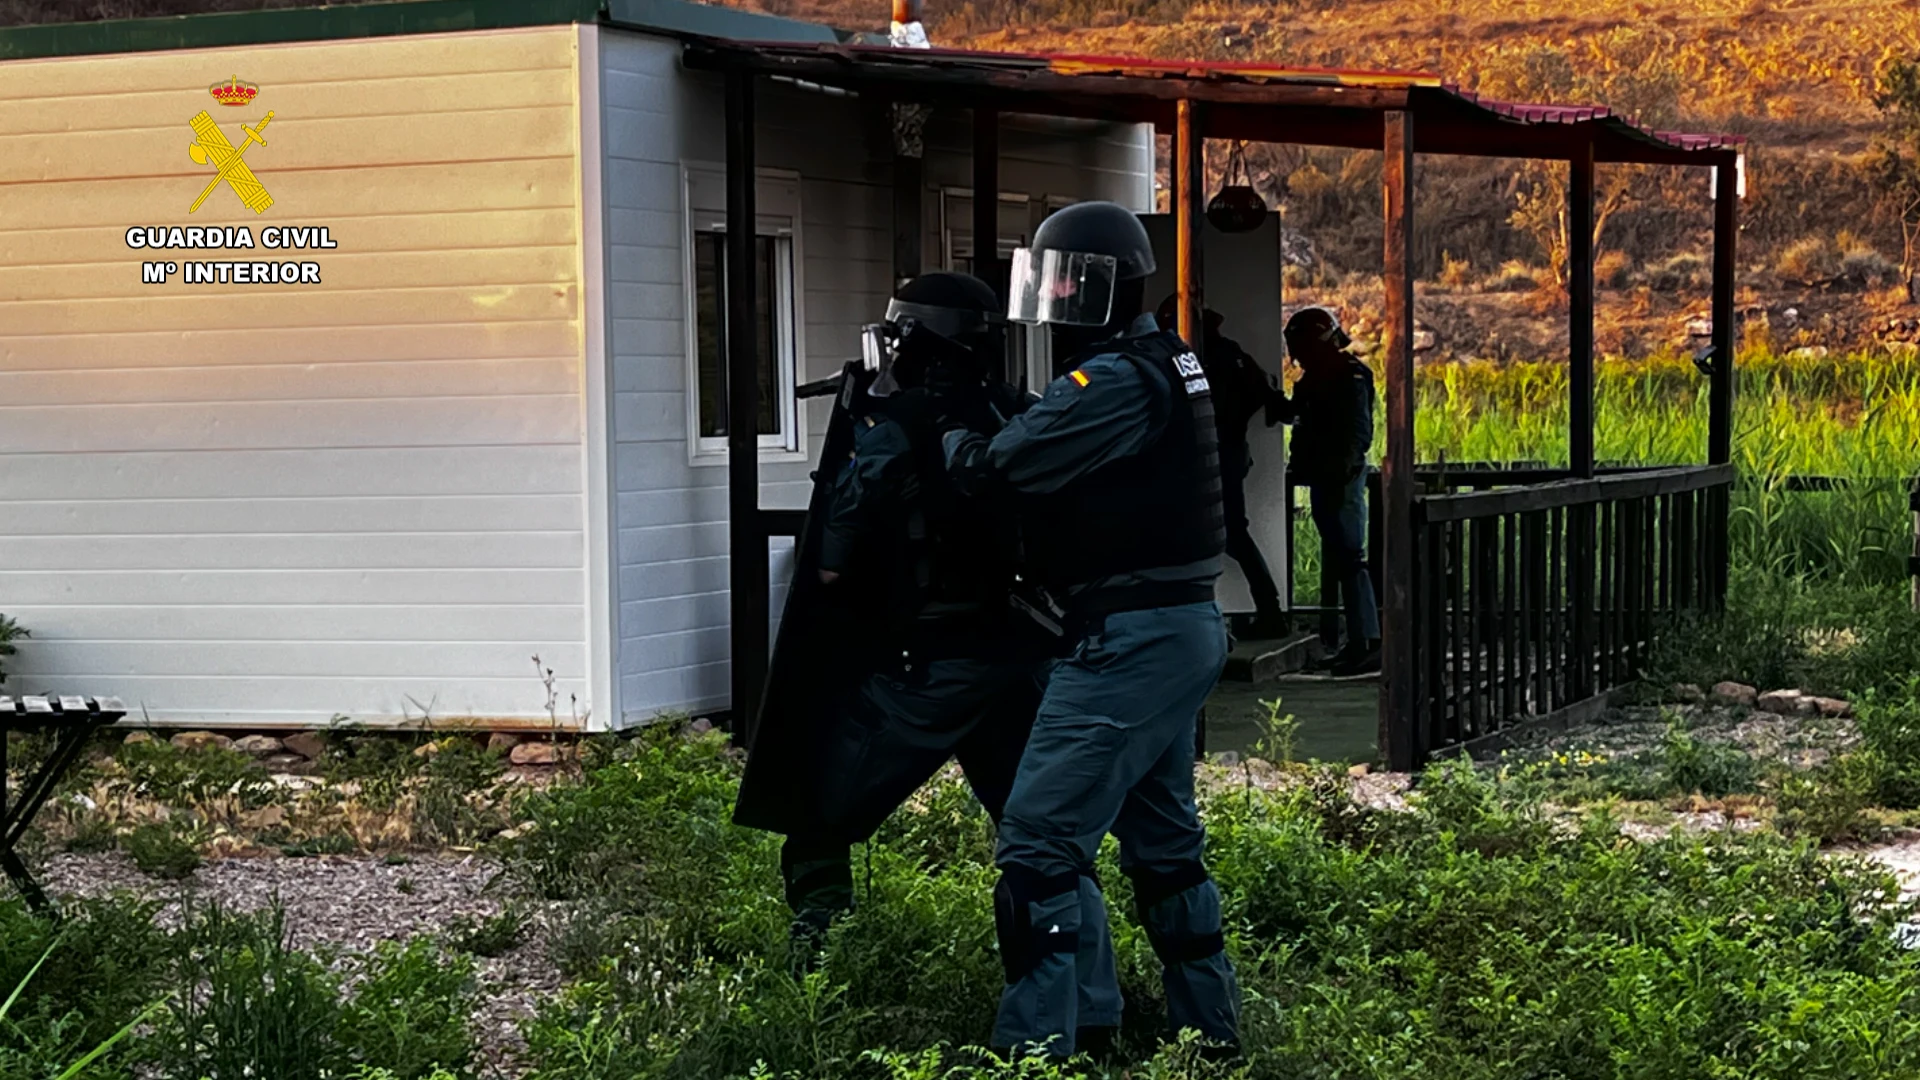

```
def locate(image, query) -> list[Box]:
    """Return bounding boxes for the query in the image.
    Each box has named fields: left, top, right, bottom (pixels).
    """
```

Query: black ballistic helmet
left=1030, top=201, right=1157, bottom=281
left=862, top=271, right=1003, bottom=390
left=1010, top=201, right=1157, bottom=330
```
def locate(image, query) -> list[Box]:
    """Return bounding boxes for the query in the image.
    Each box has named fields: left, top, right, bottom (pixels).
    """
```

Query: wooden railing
left=1403, top=464, right=1735, bottom=762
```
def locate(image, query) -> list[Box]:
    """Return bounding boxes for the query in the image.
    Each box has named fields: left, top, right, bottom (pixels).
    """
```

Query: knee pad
left=993, top=865, right=1082, bottom=983
left=1125, top=862, right=1226, bottom=966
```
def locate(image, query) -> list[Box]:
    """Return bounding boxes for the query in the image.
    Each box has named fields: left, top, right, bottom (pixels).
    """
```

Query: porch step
left=1222, top=631, right=1325, bottom=683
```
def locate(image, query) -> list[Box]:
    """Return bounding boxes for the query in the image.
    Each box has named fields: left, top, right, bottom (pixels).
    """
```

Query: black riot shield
left=732, top=361, right=874, bottom=835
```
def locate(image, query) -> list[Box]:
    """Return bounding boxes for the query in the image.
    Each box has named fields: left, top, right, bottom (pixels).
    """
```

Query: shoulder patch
left=1069, top=369, right=1090, bottom=387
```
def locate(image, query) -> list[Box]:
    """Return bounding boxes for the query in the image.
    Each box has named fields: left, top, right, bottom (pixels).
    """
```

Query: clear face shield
left=1006, top=248, right=1120, bottom=327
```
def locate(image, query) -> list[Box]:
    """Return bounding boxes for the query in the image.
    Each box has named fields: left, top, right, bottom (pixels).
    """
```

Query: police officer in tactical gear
left=1271, top=306, right=1381, bottom=675
left=769, top=271, right=1049, bottom=963
left=944, top=202, right=1241, bottom=1060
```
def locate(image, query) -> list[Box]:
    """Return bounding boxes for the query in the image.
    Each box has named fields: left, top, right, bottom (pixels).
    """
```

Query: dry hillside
left=723, top=0, right=1920, bottom=359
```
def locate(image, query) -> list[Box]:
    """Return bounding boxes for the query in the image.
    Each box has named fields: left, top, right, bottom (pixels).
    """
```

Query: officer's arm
left=818, top=417, right=915, bottom=577
left=1348, top=374, right=1376, bottom=469
left=943, top=356, right=1161, bottom=496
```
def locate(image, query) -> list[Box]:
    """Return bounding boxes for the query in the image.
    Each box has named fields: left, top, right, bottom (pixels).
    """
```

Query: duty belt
left=1064, top=581, right=1216, bottom=640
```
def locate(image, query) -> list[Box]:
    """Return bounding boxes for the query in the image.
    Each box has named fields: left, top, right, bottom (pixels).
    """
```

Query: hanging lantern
left=1206, top=141, right=1267, bottom=233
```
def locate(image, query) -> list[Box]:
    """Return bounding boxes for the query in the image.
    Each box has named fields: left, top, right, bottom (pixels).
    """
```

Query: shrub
left=1437, top=250, right=1474, bottom=290
left=1776, top=236, right=1841, bottom=283
left=125, top=820, right=201, bottom=880
left=1842, top=245, right=1897, bottom=287
left=1594, top=248, right=1635, bottom=288
left=336, top=938, right=479, bottom=1080
left=0, top=896, right=172, bottom=1072
left=1483, top=260, right=1539, bottom=293
left=116, top=737, right=276, bottom=808
left=161, top=903, right=345, bottom=1080
left=0, top=614, right=24, bottom=687
left=1855, top=679, right=1920, bottom=807
left=1646, top=251, right=1709, bottom=291
left=445, top=906, right=524, bottom=959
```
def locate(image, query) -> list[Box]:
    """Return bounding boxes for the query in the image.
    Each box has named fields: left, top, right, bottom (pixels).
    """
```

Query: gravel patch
left=44, top=851, right=560, bottom=1072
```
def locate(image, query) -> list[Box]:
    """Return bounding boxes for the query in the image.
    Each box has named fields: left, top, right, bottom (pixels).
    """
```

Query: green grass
left=1289, top=346, right=1920, bottom=601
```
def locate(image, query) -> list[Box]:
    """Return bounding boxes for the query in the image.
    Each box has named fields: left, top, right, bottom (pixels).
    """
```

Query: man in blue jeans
left=944, top=201, right=1239, bottom=1061
left=1272, top=307, right=1381, bottom=676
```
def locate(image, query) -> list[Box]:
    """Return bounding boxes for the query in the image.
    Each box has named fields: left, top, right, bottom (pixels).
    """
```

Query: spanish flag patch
left=1068, top=369, right=1090, bottom=387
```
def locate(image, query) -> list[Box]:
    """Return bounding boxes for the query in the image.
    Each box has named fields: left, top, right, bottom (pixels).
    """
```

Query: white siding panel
left=599, top=30, right=1152, bottom=725
left=0, top=27, right=592, bottom=727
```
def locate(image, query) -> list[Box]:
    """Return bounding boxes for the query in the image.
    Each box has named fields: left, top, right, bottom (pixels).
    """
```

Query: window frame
left=682, top=163, right=807, bottom=466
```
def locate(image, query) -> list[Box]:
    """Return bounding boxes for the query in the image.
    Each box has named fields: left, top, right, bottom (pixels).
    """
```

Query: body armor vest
left=1022, top=330, right=1228, bottom=591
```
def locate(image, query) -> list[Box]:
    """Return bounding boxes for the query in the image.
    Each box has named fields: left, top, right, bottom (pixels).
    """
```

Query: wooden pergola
left=684, top=40, right=1746, bottom=770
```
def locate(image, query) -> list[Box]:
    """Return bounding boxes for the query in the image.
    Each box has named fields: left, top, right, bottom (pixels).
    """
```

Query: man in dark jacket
left=1271, top=307, right=1380, bottom=675
left=1154, top=296, right=1287, bottom=638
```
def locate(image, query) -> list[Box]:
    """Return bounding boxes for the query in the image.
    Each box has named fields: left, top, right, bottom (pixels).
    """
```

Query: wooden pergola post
left=1707, top=155, right=1739, bottom=610
left=1379, top=110, right=1417, bottom=771
left=725, top=68, right=769, bottom=745
left=1176, top=97, right=1208, bottom=757
left=1569, top=141, right=1596, bottom=480
left=972, top=108, right=1000, bottom=300
left=1175, top=99, right=1206, bottom=359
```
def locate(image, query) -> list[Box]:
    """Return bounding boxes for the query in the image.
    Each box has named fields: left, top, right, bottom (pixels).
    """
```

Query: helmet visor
left=883, top=299, right=994, bottom=340
left=1006, top=247, right=1118, bottom=327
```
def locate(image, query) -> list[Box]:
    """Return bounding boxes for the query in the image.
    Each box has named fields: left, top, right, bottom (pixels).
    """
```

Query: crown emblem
left=209, top=75, right=258, bottom=107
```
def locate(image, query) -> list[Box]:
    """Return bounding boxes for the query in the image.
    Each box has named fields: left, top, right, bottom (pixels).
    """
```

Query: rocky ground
left=45, top=850, right=558, bottom=1069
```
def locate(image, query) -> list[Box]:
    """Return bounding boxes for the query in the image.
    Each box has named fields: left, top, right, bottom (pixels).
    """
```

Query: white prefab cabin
left=0, top=0, right=1155, bottom=730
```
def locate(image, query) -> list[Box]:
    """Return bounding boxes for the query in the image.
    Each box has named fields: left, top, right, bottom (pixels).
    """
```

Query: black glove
left=882, top=387, right=945, bottom=435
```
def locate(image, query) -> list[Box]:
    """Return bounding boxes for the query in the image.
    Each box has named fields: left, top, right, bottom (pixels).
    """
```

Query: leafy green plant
left=115, top=737, right=276, bottom=809
left=336, top=938, right=478, bottom=1080
left=124, top=820, right=201, bottom=880
left=0, top=937, right=162, bottom=1080
left=445, top=906, right=524, bottom=959
left=0, top=614, right=24, bottom=688
left=160, top=902, right=343, bottom=1080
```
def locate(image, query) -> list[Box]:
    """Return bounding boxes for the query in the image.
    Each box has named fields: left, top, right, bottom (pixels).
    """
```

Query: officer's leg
left=1113, top=731, right=1240, bottom=1048
left=1341, top=473, right=1382, bottom=643
left=991, top=604, right=1230, bottom=1056
left=1309, top=482, right=1345, bottom=652
left=781, top=832, right=853, bottom=964
left=1223, top=477, right=1283, bottom=632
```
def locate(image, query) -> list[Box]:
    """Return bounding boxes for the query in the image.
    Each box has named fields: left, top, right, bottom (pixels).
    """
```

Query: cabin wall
left=599, top=29, right=1154, bottom=723
left=0, top=26, right=594, bottom=727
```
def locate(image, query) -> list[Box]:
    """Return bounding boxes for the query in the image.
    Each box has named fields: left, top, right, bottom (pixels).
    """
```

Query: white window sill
left=689, top=446, right=811, bottom=468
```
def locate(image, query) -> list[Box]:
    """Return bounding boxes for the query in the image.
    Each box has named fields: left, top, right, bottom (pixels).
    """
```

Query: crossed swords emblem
left=187, top=109, right=275, bottom=214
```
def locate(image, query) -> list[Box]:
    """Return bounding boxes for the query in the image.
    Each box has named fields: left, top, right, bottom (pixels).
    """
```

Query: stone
left=1210, top=750, right=1242, bottom=767
left=262, top=754, right=307, bottom=772
left=510, top=741, right=573, bottom=766
left=486, top=732, right=523, bottom=754
left=1348, top=763, right=1371, bottom=777
left=282, top=732, right=327, bottom=760
left=1671, top=683, right=1707, bottom=705
left=231, top=734, right=284, bottom=757
left=413, top=740, right=443, bottom=759
left=1788, top=345, right=1828, bottom=360
left=1710, top=682, right=1758, bottom=708
left=170, top=730, right=232, bottom=752
left=1412, top=328, right=1438, bottom=352
left=683, top=718, right=714, bottom=737
left=1809, top=696, right=1853, bottom=718
left=1756, top=689, right=1803, bottom=713
left=122, top=731, right=154, bottom=746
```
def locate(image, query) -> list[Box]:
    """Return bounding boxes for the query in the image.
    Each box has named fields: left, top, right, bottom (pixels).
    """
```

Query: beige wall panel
left=0, top=69, right=574, bottom=136
left=2, top=158, right=576, bottom=228
left=0, top=30, right=574, bottom=99
left=0, top=321, right=579, bottom=370
left=0, top=26, right=595, bottom=727
left=3, top=209, right=579, bottom=266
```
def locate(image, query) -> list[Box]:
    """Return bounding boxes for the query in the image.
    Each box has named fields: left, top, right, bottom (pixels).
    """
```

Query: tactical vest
left=870, top=388, right=1022, bottom=641
left=1022, top=330, right=1228, bottom=591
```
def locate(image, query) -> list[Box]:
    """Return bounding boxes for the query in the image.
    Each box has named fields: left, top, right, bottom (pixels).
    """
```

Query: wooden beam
left=972, top=107, right=1000, bottom=298
left=725, top=68, right=770, bottom=746
left=1708, top=156, right=1739, bottom=610
left=1569, top=141, right=1596, bottom=479
left=1175, top=99, right=1205, bottom=356
left=1379, top=109, right=1417, bottom=773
